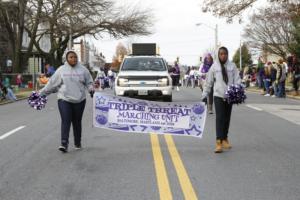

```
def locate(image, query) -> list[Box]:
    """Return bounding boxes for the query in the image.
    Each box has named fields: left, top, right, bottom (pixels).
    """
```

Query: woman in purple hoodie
left=171, top=62, right=181, bottom=91
left=199, top=53, right=214, bottom=114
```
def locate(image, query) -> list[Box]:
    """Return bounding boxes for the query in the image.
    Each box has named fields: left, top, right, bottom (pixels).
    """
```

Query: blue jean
left=293, top=76, right=300, bottom=91
left=264, top=79, right=271, bottom=94
left=257, top=75, right=264, bottom=88
left=6, top=88, right=17, bottom=101
left=58, top=99, right=86, bottom=146
left=275, top=81, right=285, bottom=97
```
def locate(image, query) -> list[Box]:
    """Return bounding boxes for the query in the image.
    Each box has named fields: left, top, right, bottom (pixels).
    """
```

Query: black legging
left=293, top=76, right=300, bottom=91
left=172, top=75, right=180, bottom=86
left=58, top=99, right=86, bottom=146
left=208, top=87, right=213, bottom=106
left=214, top=97, right=232, bottom=140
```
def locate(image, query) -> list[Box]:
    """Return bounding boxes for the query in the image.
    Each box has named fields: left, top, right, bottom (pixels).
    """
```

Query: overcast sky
left=92, top=0, right=248, bottom=66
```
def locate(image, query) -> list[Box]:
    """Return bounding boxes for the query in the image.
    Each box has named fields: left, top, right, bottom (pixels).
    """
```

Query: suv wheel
left=163, top=95, right=172, bottom=102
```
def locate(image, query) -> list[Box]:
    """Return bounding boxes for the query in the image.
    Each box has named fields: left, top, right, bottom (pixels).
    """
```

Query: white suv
left=114, top=56, right=173, bottom=102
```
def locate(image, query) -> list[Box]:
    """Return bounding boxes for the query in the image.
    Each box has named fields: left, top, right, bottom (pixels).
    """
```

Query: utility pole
left=67, top=3, right=73, bottom=50
left=195, top=23, right=218, bottom=59
left=239, top=39, right=242, bottom=71
left=215, top=24, right=218, bottom=58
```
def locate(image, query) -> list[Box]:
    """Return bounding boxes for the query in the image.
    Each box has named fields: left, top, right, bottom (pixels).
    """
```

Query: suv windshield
left=121, top=57, right=166, bottom=71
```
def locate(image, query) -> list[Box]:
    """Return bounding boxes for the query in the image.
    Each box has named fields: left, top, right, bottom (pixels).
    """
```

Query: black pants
left=172, top=75, right=180, bottom=86
left=214, top=97, right=232, bottom=140
left=293, top=76, right=300, bottom=91
left=208, top=87, right=214, bottom=106
left=58, top=99, right=86, bottom=146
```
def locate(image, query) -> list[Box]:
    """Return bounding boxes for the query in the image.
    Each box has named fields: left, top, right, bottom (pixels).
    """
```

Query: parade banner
left=93, top=92, right=207, bottom=138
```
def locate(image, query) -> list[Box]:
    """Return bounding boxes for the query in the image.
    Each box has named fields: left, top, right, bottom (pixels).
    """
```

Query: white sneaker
left=271, top=95, right=276, bottom=98
left=264, top=94, right=270, bottom=97
left=176, top=86, right=180, bottom=91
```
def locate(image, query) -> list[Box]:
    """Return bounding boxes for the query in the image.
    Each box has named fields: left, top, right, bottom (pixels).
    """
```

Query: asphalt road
left=0, top=87, right=299, bottom=200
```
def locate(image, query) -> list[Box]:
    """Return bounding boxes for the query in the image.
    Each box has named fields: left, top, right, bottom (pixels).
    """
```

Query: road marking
left=150, top=134, right=172, bottom=200
left=246, top=104, right=263, bottom=111
left=164, top=134, right=198, bottom=200
left=0, top=126, right=26, bottom=140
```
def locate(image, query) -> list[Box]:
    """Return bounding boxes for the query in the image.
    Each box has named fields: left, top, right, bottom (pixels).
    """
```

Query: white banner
left=93, top=93, right=207, bottom=138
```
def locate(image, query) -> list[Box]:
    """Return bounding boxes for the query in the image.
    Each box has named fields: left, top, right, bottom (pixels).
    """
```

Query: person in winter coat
left=291, top=56, right=300, bottom=96
left=263, top=63, right=272, bottom=96
left=201, top=47, right=241, bottom=153
left=171, top=62, right=181, bottom=91
left=184, top=66, right=191, bottom=87
left=274, top=59, right=286, bottom=98
left=199, top=53, right=214, bottom=114
left=40, top=51, right=94, bottom=153
left=16, top=74, right=23, bottom=88
left=107, top=68, right=116, bottom=89
left=189, top=67, right=196, bottom=88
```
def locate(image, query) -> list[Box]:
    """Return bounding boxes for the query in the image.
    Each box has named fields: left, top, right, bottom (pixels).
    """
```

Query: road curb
left=246, top=88, right=300, bottom=101
left=0, top=92, right=32, bottom=105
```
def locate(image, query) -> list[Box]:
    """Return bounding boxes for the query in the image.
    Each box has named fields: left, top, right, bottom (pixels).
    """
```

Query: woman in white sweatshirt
left=202, top=47, right=241, bottom=153
left=40, top=51, right=94, bottom=153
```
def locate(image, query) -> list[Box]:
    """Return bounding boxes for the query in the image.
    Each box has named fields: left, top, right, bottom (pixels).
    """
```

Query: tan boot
left=222, top=139, right=232, bottom=149
left=214, top=140, right=223, bottom=153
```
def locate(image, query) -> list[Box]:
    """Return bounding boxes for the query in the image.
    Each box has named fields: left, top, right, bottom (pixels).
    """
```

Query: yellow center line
left=150, top=134, right=173, bottom=200
left=164, top=134, right=198, bottom=200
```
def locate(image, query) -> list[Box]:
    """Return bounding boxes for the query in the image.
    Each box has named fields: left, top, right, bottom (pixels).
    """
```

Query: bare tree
left=288, top=3, right=300, bottom=55
left=25, top=0, right=153, bottom=66
left=201, top=0, right=298, bottom=22
left=243, top=6, right=295, bottom=58
left=0, top=0, right=28, bottom=72
left=115, top=42, right=128, bottom=58
left=112, top=42, right=128, bottom=70
left=0, top=0, right=153, bottom=70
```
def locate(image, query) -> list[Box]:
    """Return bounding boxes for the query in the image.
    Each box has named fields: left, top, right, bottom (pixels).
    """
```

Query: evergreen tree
left=233, top=44, right=253, bottom=69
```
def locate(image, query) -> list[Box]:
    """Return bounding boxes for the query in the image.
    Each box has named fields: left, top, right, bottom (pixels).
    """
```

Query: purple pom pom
left=96, top=115, right=108, bottom=125
left=28, top=92, right=47, bottom=110
left=193, top=104, right=205, bottom=114
left=225, top=84, right=247, bottom=105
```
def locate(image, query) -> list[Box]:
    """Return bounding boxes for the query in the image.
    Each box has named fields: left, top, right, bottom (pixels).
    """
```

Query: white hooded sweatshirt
left=40, top=61, right=94, bottom=103
left=202, top=60, right=241, bottom=99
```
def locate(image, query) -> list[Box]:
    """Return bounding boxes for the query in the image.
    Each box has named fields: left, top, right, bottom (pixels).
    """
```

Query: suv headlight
left=158, top=77, right=169, bottom=86
left=117, top=78, right=129, bottom=86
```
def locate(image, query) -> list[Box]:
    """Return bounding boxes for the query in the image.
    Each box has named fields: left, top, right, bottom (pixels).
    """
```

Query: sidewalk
left=0, top=88, right=33, bottom=105
left=246, top=87, right=300, bottom=101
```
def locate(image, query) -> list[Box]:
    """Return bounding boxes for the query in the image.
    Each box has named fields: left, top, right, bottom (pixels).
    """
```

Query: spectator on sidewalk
left=257, top=58, right=265, bottom=89
left=263, top=62, right=272, bottom=97
left=0, top=86, right=17, bottom=101
left=16, top=74, right=23, bottom=88
left=0, top=72, right=3, bottom=88
left=291, top=55, right=300, bottom=96
left=274, top=59, right=286, bottom=98
left=242, top=65, right=251, bottom=88
left=270, top=62, right=277, bottom=96
left=45, top=63, right=56, bottom=77
left=3, top=76, right=10, bottom=88
left=39, top=74, right=49, bottom=85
